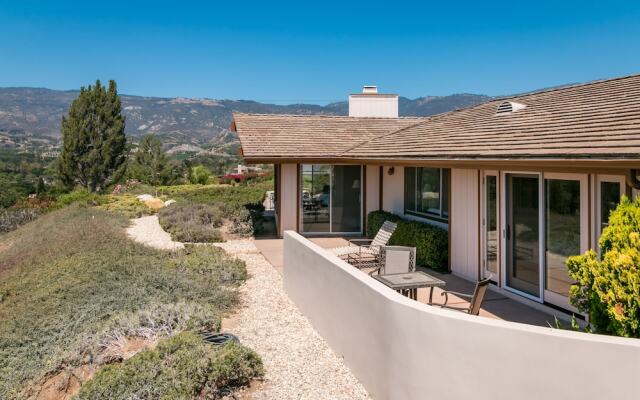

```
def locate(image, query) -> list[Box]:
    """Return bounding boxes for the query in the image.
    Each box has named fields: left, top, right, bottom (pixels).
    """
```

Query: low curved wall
left=283, top=231, right=640, bottom=400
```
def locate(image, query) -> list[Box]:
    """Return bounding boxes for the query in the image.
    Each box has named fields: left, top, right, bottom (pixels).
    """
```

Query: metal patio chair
left=439, top=279, right=491, bottom=316
left=330, top=221, right=397, bottom=268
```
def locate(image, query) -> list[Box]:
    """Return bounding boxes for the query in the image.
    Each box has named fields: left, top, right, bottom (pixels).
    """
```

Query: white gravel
left=127, top=217, right=369, bottom=399
left=215, top=240, right=370, bottom=400
left=126, top=216, right=184, bottom=251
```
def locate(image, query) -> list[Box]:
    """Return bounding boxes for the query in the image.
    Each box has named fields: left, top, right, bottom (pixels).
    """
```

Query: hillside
left=0, top=87, right=491, bottom=154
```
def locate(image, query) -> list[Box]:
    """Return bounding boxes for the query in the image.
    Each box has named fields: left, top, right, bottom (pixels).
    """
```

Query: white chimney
left=348, top=85, right=398, bottom=118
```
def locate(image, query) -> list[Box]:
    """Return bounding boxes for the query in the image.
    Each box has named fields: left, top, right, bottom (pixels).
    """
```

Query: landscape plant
left=0, top=205, right=256, bottom=397
left=57, top=80, right=127, bottom=192
left=567, top=196, right=640, bottom=337
left=190, top=165, right=210, bottom=185
left=367, top=210, right=449, bottom=271
left=129, top=134, right=181, bottom=186
left=158, top=203, right=225, bottom=242
left=76, top=333, right=263, bottom=399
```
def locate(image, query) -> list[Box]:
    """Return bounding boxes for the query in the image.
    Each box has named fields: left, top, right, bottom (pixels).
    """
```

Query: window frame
left=404, top=167, right=450, bottom=222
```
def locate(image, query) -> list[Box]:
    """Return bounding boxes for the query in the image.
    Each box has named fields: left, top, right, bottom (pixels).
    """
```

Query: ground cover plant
left=159, top=203, right=225, bottom=242
left=0, top=205, right=260, bottom=398
left=157, top=181, right=272, bottom=239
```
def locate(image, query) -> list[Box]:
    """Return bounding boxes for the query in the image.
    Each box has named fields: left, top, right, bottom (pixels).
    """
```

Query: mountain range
left=0, top=87, right=491, bottom=155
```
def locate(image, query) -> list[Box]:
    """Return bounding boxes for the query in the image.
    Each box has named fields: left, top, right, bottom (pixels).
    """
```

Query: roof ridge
left=232, top=112, right=428, bottom=120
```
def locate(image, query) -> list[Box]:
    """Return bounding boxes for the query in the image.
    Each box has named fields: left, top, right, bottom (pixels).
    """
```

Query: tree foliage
left=129, top=134, right=180, bottom=186
left=190, top=165, right=210, bottom=185
left=58, top=80, right=127, bottom=192
left=567, top=196, right=640, bottom=337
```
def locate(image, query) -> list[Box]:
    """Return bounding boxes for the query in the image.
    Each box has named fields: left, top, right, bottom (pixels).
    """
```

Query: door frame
left=481, top=170, right=500, bottom=282
left=299, top=164, right=364, bottom=235
left=541, top=172, right=588, bottom=312
left=501, top=171, right=544, bottom=302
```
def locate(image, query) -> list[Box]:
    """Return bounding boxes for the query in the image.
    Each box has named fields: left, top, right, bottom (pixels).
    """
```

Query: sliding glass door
left=505, top=173, right=541, bottom=299
left=301, top=165, right=362, bottom=234
left=482, top=172, right=499, bottom=280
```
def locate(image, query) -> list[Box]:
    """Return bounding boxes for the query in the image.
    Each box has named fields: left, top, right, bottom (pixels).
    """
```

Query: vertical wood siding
left=450, top=168, right=480, bottom=281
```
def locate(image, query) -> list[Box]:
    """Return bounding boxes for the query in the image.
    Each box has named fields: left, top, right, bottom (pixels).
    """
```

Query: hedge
left=367, top=210, right=448, bottom=272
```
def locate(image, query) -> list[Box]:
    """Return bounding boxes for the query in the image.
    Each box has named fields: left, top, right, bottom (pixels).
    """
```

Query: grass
left=0, top=205, right=259, bottom=398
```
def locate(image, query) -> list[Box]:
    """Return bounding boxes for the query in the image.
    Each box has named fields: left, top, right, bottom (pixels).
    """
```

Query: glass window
left=600, top=181, right=621, bottom=233
left=545, top=179, right=581, bottom=297
left=404, top=167, right=450, bottom=221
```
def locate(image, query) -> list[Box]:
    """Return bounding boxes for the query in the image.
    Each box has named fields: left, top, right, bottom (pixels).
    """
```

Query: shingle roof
left=232, top=73, right=640, bottom=162
left=346, top=74, right=640, bottom=160
left=231, top=114, right=427, bottom=159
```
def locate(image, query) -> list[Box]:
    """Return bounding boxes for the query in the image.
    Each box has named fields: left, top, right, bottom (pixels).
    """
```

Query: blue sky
left=1, top=0, right=639, bottom=104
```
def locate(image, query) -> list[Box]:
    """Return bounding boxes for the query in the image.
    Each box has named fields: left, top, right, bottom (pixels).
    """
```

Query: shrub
left=56, top=189, right=108, bottom=207
left=567, top=196, right=640, bottom=337
left=98, top=194, right=155, bottom=218
left=367, top=210, right=448, bottom=271
left=190, top=165, right=210, bottom=185
left=0, top=208, right=41, bottom=233
left=76, top=332, right=263, bottom=399
left=159, top=203, right=225, bottom=242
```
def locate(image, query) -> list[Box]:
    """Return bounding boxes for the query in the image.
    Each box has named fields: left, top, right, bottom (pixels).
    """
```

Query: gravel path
left=126, top=216, right=184, bottom=251
left=127, top=217, right=369, bottom=399
left=215, top=240, right=370, bottom=400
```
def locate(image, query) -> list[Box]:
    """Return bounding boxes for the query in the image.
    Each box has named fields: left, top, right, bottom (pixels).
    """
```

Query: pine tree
left=58, top=80, right=127, bottom=192
left=130, top=134, right=178, bottom=186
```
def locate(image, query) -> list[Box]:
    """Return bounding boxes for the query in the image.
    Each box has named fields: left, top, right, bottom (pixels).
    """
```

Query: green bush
left=56, top=189, right=108, bottom=207
left=98, top=194, right=155, bottom=218
left=76, top=332, right=263, bottom=399
left=367, top=210, right=448, bottom=271
left=567, top=196, right=640, bottom=337
left=190, top=165, right=210, bottom=185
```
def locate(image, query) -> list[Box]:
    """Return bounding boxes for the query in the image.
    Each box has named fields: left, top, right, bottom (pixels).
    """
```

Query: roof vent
left=496, top=101, right=526, bottom=115
left=362, top=85, right=378, bottom=94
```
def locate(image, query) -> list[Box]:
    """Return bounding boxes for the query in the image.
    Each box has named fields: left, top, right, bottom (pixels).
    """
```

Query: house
left=230, top=74, right=640, bottom=314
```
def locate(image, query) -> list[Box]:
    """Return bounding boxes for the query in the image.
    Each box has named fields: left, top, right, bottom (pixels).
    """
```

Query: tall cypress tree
left=58, top=80, right=127, bottom=192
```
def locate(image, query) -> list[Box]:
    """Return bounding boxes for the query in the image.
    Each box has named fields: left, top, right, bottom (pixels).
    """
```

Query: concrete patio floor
left=255, top=237, right=574, bottom=328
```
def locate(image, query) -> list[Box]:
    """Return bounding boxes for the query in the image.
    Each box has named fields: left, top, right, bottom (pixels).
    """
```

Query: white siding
left=450, top=168, right=480, bottom=281
left=280, top=163, right=298, bottom=236
left=365, top=165, right=381, bottom=215
left=382, top=166, right=404, bottom=215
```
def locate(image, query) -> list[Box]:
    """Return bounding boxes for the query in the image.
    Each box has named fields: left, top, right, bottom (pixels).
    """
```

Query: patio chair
left=330, top=221, right=397, bottom=267
left=439, top=279, right=491, bottom=316
left=370, top=245, right=416, bottom=275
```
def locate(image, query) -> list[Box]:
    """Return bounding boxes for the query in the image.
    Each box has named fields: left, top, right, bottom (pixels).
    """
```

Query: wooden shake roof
left=231, top=114, right=427, bottom=159
left=232, top=74, right=640, bottom=162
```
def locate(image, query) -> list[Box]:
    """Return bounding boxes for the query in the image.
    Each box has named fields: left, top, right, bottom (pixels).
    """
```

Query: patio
left=255, top=237, right=572, bottom=328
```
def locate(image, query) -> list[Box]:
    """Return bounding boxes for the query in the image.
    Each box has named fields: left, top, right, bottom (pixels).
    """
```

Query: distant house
left=230, top=74, right=640, bottom=314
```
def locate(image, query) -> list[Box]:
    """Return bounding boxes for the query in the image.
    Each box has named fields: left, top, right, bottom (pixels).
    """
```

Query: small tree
left=190, top=165, right=210, bottom=185
left=129, top=134, right=179, bottom=186
left=567, top=196, right=640, bottom=337
left=58, top=80, right=127, bottom=192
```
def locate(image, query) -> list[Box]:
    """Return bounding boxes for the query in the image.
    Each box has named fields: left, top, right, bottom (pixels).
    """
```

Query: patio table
left=373, top=271, right=446, bottom=302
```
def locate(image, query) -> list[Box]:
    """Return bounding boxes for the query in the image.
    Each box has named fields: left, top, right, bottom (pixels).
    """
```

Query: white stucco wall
left=381, top=166, right=404, bottom=215
left=365, top=165, right=381, bottom=215
left=450, top=168, right=480, bottom=280
left=283, top=231, right=640, bottom=400
left=279, top=163, right=298, bottom=236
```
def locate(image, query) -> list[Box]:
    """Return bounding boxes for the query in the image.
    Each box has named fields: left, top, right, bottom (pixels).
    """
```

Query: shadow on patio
left=255, top=237, right=572, bottom=328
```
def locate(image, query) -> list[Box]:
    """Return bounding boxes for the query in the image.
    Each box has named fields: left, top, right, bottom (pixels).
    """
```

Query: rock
left=136, top=194, right=154, bottom=201
left=164, top=199, right=176, bottom=206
